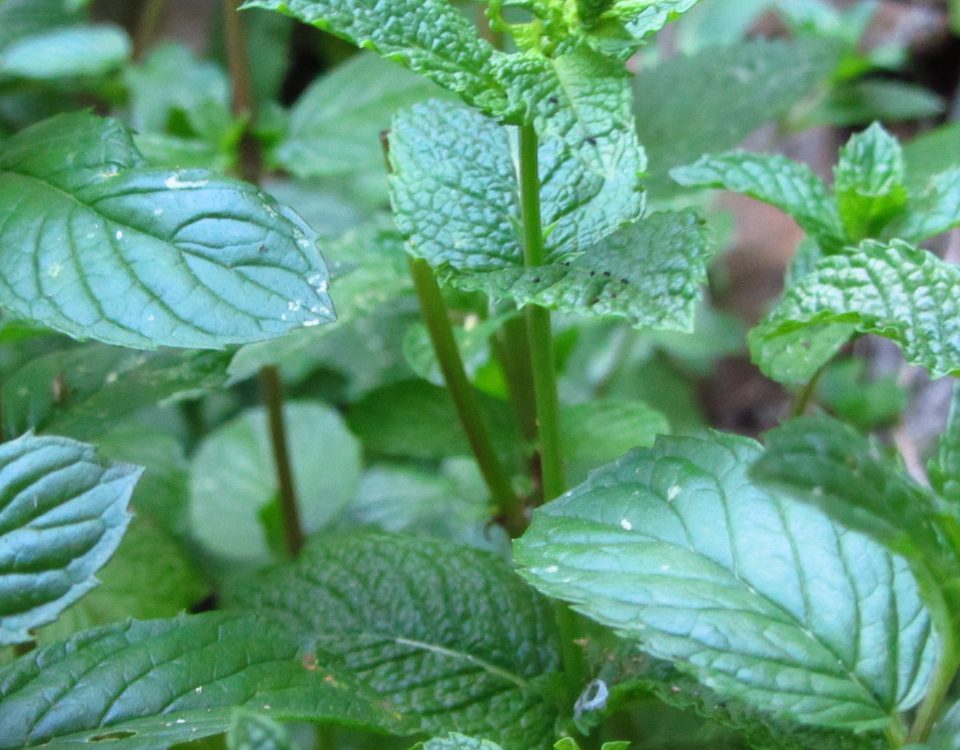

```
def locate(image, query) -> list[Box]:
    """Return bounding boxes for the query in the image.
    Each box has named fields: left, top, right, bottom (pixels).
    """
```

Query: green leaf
left=276, top=53, right=442, bottom=179
left=931, top=383, right=960, bottom=508
left=560, top=398, right=667, bottom=485
left=814, top=79, right=944, bottom=129
left=190, top=402, right=361, bottom=565
left=0, top=612, right=405, bottom=749
left=227, top=534, right=562, bottom=749
left=903, top=123, right=960, bottom=193
left=833, top=123, right=908, bottom=241
left=886, top=167, right=960, bottom=243
left=240, top=0, right=511, bottom=120
left=228, top=710, right=294, bottom=750
left=343, top=460, right=501, bottom=550
left=416, top=734, right=503, bottom=750
left=0, top=24, right=130, bottom=80
left=228, top=225, right=411, bottom=383
left=582, top=0, right=702, bottom=59
left=749, top=239, right=960, bottom=383
left=0, top=112, right=334, bottom=349
left=671, top=151, right=846, bottom=252
left=2, top=345, right=229, bottom=441
left=124, top=43, right=233, bottom=146
left=403, top=314, right=509, bottom=387
left=635, top=38, right=839, bottom=196
left=34, top=517, right=209, bottom=644
left=0, top=433, right=140, bottom=645
left=0, top=0, right=85, bottom=52
left=346, top=379, right=520, bottom=463
left=929, top=699, right=960, bottom=750
left=753, top=415, right=960, bottom=647
left=498, top=43, right=646, bottom=180
left=515, top=432, right=937, bottom=731
left=388, top=97, right=643, bottom=277
left=451, top=211, right=712, bottom=330
left=816, top=358, right=906, bottom=431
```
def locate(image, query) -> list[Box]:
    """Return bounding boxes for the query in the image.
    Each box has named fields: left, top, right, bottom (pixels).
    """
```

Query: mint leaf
left=0, top=0, right=84, bottom=52
left=671, top=151, right=846, bottom=252
left=389, top=98, right=642, bottom=275
left=499, top=43, right=646, bottom=182
left=0, top=24, right=130, bottom=80
left=833, top=122, right=908, bottom=241
left=635, top=38, right=840, bottom=196
left=929, top=699, right=960, bottom=750
left=754, top=416, right=960, bottom=641
left=276, top=53, right=442, bottom=179
left=749, top=239, right=960, bottom=383
left=0, top=433, right=140, bottom=645
left=0, top=612, right=405, bottom=749
left=241, top=0, right=511, bottom=120
left=931, top=383, right=960, bottom=507
left=347, top=379, right=521, bottom=464
left=515, top=432, right=936, bottom=732
left=35, top=517, right=208, bottom=644
left=417, top=735, right=503, bottom=750
left=228, top=225, right=411, bottom=384
left=451, top=211, right=711, bottom=331
left=228, top=710, right=294, bottom=750
left=2, top=345, right=229, bottom=441
left=561, top=398, right=667, bottom=485
left=190, top=402, right=361, bottom=566
left=344, top=460, right=496, bottom=550
left=228, top=534, right=562, bottom=749
left=583, top=0, right=702, bottom=59
left=0, top=112, right=333, bottom=349
left=125, top=43, right=233, bottom=147
left=886, top=167, right=960, bottom=243
left=903, top=122, right=960, bottom=193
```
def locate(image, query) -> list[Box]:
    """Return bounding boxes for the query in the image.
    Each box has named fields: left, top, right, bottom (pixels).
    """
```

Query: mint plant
left=0, top=1, right=957, bottom=749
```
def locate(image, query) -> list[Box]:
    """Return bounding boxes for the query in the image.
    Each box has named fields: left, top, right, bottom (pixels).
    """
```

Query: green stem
left=518, top=123, right=588, bottom=711
left=789, top=365, right=825, bottom=419
left=134, top=0, right=166, bottom=60
left=407, top=257, right=527, bottom=536
left=518, top=123, right=565, bottom=503
left=496, top=315, right=538, bottom=442
left=907, top=637, right=959, bottom=744
left=223, top=0, right=262, bottom=183
left=260, top=366, right=305, bottom=557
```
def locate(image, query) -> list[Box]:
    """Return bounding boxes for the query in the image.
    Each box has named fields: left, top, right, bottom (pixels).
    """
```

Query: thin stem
left=496, top=315, right=538, bottom=442
left=223, top=0, right=262, bottom=183
left=789, top=365, right=825, bottom=419
left=134, top=0, right=166, bottom=60
left=907, top=638, right=959, bottom=743
left=224, top=0, right=302, bottom=555
left=407, top=257, right=527, bottom=537
left=518, top=123, right=565, bottom=503
left=260, top=366, right=305, bottom=557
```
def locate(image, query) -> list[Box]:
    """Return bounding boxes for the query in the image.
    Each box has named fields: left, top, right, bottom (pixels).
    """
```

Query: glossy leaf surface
left=228, top=534, right=562, bottom=749
left=749, top=240, right=960, bottom=383
left=0, top=612, right=401, bottom=748
left=516, top=432, right=936, bottom=731
left=0, top=433, right=140, bottom=645
left=0, top=113, right=333, bottom=349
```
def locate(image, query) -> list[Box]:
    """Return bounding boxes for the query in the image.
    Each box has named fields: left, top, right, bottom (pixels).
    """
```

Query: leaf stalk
left=518, top=123, right=566, bottom=503
left=406, top=256, right=527, bottom=537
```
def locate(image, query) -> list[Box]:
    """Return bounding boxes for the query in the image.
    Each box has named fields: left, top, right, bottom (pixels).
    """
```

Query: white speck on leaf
left=115, top=230, right=123, bottom=240
left=105, top=372, right=118, bottom=385
left=302, top=319, right=321, bottom=327
left=47, top=262, right=62, bottom=278
left=667, top=484, right=680, bottom=502
left=164, top=174, right=208, bottom=190
left=620, top=518, right=633, bottom=531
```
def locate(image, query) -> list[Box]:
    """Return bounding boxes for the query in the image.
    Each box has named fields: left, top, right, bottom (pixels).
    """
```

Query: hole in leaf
left=89, top=731, right=137, bottom=742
